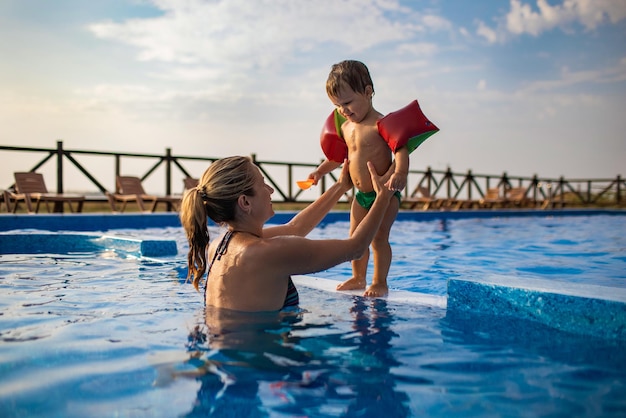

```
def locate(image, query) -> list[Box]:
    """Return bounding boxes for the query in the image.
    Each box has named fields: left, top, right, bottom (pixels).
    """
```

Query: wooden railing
left=1, top=141, right=624, bottom=209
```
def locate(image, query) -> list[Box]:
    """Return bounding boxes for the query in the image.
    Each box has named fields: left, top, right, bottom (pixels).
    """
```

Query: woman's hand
left=367, top=161, right=394, bottom=201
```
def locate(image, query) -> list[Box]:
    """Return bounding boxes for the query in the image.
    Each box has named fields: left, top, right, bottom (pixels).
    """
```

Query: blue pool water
left=0, top=212, right=625, bottom=417
left=312, top=214, right=626, bottom=293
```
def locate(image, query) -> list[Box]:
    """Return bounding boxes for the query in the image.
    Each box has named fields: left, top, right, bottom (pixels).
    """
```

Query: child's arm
left=265, top=161, right=351, bottom=238
left=385, top=147, right=409, bottom=191
left=308, top=159, right=342, bottom=185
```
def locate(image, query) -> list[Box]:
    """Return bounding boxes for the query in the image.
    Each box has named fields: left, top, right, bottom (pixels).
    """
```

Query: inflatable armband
left=377, top=100, right=439, bottom=154
left=320, top=109, right=348, bottom=163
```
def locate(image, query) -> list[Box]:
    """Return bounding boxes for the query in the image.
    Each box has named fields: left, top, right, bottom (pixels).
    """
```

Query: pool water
left=311, top=215, right=626, bottom=294
left=0, top=214, right=625, bottom=417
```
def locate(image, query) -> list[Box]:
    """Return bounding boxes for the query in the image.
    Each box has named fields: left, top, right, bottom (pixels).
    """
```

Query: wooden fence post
left=56, top=140, right=64, bottom=194
left=114, top=154, right=121, bottom=193
left=165, top=148, right=172, bottom=196
left=55, top=141, right=64, bottom=212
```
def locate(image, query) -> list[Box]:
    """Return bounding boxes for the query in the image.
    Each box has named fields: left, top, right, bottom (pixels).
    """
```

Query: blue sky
left=1, top=0, right=625, bottom=192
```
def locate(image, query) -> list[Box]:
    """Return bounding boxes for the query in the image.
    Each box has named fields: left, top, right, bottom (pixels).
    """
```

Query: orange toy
left=296, top=180, right=314, bottom=190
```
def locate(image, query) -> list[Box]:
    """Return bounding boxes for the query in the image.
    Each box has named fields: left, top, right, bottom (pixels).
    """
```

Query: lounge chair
left=402, top=186, right=444, bottom=210
left=478, top=187, right=506, bottom=209
left=506, top=187, right=531, bottom=208
left=1, top=190, right=10, bottom=212
left=107, top=176, right=181, bottom=213
left=9, top=172, right=85, bottom=214
left=449, top=197, right=474, bottom=210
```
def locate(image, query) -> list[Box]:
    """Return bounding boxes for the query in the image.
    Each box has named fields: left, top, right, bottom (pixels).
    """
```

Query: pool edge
left=1, top=208, right=624, bottom=232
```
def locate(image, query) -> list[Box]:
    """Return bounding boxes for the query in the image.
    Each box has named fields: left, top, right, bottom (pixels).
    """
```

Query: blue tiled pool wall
left=0, top=233, right=178, bottom=258
left=447, top=276, right=626, bottom=340
left=442, top=304, right=626, bottom=371
left=0, top=213, right=182, bottom=232
left=1, top=209, right=625, bottom=341
left=0, top=208, right=624, bottom=232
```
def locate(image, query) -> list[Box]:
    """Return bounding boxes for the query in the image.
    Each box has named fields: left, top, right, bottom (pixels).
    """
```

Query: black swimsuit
left=205, top=230, right=299, bottom=309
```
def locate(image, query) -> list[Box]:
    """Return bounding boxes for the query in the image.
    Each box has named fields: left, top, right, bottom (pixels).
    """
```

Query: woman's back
left=205, top=231, right=294, bottom=312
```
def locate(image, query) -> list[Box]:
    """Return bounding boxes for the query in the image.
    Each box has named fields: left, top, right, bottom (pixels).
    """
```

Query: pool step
left=0, top=233, right=177, bottom=257
left=293, top=275, right=447, bottom=308
left=447, top=276, right=626, bottom=340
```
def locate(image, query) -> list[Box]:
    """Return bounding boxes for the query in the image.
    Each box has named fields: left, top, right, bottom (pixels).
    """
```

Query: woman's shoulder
left=249, top=235, right=315, bottom=262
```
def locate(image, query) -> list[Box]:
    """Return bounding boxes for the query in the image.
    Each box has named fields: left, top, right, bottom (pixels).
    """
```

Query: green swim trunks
left=355, top=190, right=402, bottom=210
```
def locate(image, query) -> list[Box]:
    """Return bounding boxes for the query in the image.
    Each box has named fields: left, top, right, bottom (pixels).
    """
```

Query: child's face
left=329, top=84, right=373, bottom=123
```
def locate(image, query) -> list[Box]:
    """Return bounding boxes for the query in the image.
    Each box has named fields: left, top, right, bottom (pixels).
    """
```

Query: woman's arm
left=264, top=161, right=352, bottom=238
left=261, top=162, right=394, bottom=275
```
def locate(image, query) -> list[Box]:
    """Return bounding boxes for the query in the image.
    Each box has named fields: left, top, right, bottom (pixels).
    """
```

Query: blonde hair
left=326, top=60, right=374, bottom=99
left=179, top=156, right=257, bottom=290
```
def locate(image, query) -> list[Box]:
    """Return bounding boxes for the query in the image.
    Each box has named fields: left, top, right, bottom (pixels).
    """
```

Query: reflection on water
left=2, top=216, right=626, bottom=417
left=437, top=310, right=626, bottom=417
left=181, top=297, right=411, bottom=417
left=161, top=287, right=626, bottom=418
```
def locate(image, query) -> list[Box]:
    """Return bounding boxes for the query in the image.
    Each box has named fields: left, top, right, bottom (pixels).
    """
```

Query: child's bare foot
left=336, top=277, right=366, bottom=291
left=363, top=283, right=388, bottom=298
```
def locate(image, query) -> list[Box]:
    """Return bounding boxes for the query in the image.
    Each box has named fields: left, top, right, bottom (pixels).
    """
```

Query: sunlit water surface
left=0, top=215, right=625, bottom=417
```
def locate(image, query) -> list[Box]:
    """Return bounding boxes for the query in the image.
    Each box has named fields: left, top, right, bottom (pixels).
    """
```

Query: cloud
left=421, top=14, right=453, bottom=31
left=475, top=0, right=626, bottom=43
left=520, top=57, right=626, bottom=93
left=506, top=0, right=626, bottom=36
left=88, top=0, right=428, bottom=70
left=83, top=0, right=454, bottom=114
left=395, top=42, right=439, bottom=56
left=475, top=20, right=499, bottom=43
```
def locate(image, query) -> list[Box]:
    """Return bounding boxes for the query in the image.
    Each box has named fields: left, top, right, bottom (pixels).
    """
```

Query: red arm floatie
left=377, top=100, right=439, bottom=154
left=320, top=110, right=348, bottom=163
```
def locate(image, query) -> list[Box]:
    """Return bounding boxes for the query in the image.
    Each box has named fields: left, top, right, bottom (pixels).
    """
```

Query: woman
left=180, top=156, right=393, bottom=312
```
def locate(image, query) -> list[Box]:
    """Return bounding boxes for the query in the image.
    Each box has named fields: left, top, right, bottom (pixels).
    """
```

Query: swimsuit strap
left=283, top=277, right=299, bottom=308
left=204, top=230, right=235, bottom=297
left=213, top=230, right=234, bottom=264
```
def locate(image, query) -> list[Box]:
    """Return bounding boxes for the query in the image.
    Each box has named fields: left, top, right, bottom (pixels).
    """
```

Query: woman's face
left=249, top=165, right=275, bottom=220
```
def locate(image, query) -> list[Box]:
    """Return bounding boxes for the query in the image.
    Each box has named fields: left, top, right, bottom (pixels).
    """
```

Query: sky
left=1, top=0, right=625, bottom=193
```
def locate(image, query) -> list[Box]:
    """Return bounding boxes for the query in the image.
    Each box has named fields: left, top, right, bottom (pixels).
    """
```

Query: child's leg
left=364, top=197, right=399, bottom=297
left=336, top=200, right=369, bottom=291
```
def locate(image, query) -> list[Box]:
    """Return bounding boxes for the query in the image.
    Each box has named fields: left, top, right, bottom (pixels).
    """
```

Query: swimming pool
left=0, top=211, right=625, bottom=417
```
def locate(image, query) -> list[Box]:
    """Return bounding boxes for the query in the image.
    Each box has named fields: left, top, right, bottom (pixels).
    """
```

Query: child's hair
left=326, top=60, right=374, bottom=98
left=179, top=156, right=257, bottom=290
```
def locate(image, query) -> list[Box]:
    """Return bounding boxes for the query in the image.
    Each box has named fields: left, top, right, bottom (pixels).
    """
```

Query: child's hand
left=385, top=172, right=407, bottom=192
left=336, top=159, right=353, bottom=192
left=307, top=170, right=322, bottom=185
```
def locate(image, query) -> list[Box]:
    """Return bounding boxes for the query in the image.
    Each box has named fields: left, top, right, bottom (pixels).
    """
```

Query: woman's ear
left=237, top=194, right=251, bottom=214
